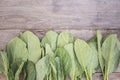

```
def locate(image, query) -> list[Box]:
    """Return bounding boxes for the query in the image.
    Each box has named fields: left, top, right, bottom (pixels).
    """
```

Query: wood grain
left=0, top=29, right=120, bottom=49
left=0, top=73, right=120, bottom=80
left=82, top=73, right=120, bottom=80
left=0, top=74, right=5, bottom=80
left=0, top=0, right=120, bottom=30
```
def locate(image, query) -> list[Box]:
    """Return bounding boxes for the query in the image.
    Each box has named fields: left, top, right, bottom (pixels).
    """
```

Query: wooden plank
left=0, top=0, right=120, bottom=29
left=0, top=29, right=120, bottom=49
left=81, top=73, right=120, bottom=80
left=0, top=73, right=120, bottom=80
left=0, top=74, right=5, bottom=80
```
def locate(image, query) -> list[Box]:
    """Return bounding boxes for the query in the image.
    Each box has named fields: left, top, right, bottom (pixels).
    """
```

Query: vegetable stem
left=104, top=71, right=108, bottom=80
left=84, top=68, right=89, bottom=80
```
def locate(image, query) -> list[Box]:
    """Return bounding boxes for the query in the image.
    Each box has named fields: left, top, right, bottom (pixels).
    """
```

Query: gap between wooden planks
left=0, top=73, right=120, bottom=80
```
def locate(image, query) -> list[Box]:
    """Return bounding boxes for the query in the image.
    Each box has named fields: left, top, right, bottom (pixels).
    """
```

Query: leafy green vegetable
left=102, top=34, right=120, bottom=80
left=7, top=37, right=28, bottom=80
left=41, top=47, right=45, bottom=58
left=57, top=32, right=74, bottom=47
left=41, top=31, right=58, bottom=51
left=20, top=31, right=41, bottom=63
left=49, top=57, right=57, bottom=80
left=8, top=69, right=14, bottom=80
left=42, top=31, right=74, bottom=80
left=55, top=57, right=64, bottom=80
left=0, top=30, right=119, bottom=80
left=45, top=43, right=66, bottom=80
left=55, top=47, right=72, bottom=78
left=45, top=44, right=54, bottom=56
left=50, top=57, right=64, bottom=80
left=86, top=37, right=99, bottom=80
left=15, top=62, right=24, bottom=80
left=0, top=51, right=9, bottom=80
left=25, top=61, right=36, bottom=80
left=97, top=30, right=104, bottom=72
left=36, top=56, right=50, bottom=80
left=64, top=43, right=76, bottom=80
left=45, top=44, right=56, bottom=80
left=20, top=31, right=42, bottom=80
left=74, top=39, right=93, bottom=80
left=7, top=37, right=28, bottom=63
left=64, top=43, right=83, bottom=80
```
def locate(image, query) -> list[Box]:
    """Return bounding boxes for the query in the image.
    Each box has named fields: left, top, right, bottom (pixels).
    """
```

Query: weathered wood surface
left=0, top=0, right=120, bottom=80
left=0, top=29, right=120, bottom=49
left=0, top=0, right=120, bottom=30
left=0, top=73, right=120, bottom=80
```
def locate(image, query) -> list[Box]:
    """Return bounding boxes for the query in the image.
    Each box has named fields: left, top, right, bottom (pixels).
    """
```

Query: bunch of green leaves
left=74, top=38, right=99, bottom=80
left=7, top=37, right=28, bottom=80
left=41, top=31, right=84, bottom=80
left=0, top=30, right=119, bottom=80
left=0, top=51, right=9, bottom=80
left=96, top=30, right=120, bottom=80
left=19, top=31, right=42, bottom=80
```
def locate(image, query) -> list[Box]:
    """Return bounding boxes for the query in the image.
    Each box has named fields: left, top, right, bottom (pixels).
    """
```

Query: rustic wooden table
left=0, top=0, right=120, bottom=80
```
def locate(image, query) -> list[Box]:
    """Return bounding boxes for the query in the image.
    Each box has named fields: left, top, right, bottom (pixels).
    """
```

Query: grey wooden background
left=0, top=0, right=120, bottom=80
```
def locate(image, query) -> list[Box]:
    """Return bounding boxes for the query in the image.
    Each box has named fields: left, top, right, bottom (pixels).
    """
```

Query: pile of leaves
left=0, top=30, right=120, bottom=80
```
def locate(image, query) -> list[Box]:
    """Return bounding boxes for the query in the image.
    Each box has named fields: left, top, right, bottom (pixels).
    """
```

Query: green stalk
left=89, top=73, right=92, bottom=80
left=74, top=77, right=77, bottom=80
left=84, top=68, right=89, bottom=80
left=104, top=64, right=109, bottom=80
left=15, top=62, right=24, bottom=80
left=49, top=72, right=52, bottom=80
left=89, top=58, right=93, bottom=80
left=104, top=71, right=108, bottom=80
left=46, top=74, right=49, bottom=80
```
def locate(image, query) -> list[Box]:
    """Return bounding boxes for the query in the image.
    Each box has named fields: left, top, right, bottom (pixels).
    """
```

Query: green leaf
left=15, top=62, right=24, bottom=80
left=41, top=47, right=45, bottom=58
left=88, top=38, right=99, bottom=73
left=64, top=43, right=83, bottom=80
left=36, top=56, right=50, bottom=80
left=45, top=44, right=54, bottom=56
left=20, top=31, right=41, bottom=63
left=50, top=57, right=64, bottom=80
left=57, top=32, right=74, bottom=47
left=7, top=37, right=28, bottom=80
left=116, top=39, right=120, bottom=52
left=8, top=69, right=14, bottom=80
left=87, top=37, right=99, bottom=80
left=55, top=57, right=64, bottom=80
left=97, top=30, right=104, bottom=72
left=0, top=51, right=9, bottom=80
left=7, top=37, right=28, bottom=63
left=74, top=39, right=92, bottom=80
left=50, top=57, right=57, bottom=80
left=102, top=34, right=120, bottom=80
left=41, top=31, right=58, bottom=51
left=55, top=47, right=71, bottom=78
left=74, top=39, right=92, bottom=68
left=26, top=61, right=36, bottom=80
